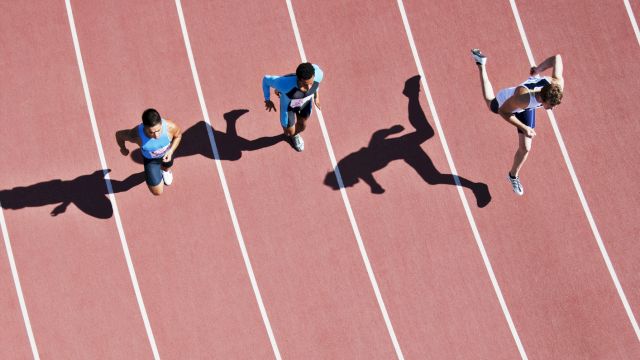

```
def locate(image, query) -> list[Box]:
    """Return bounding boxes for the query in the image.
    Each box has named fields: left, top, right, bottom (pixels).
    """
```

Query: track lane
left=70, top=0, right=275, bottom=357
left=0, top=2, right=152, bottom=358
left=290, top=0, right=526, bottom=358
left=178, top=0, right=399, bottom=358
left=402, top=0, right=640, bottom=358
left=517, top=0, right=640, bottom=345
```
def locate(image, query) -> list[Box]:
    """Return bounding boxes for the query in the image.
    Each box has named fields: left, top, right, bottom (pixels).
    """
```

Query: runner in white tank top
left=471, top=49, right=564, bottom=196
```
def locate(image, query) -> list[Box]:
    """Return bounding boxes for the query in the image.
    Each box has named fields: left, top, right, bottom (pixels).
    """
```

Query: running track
left=0, top=0, right=638, bottom=359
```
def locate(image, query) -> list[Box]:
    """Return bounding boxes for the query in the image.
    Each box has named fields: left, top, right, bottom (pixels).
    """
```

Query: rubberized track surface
left=1, top=1, right=638, bottom=359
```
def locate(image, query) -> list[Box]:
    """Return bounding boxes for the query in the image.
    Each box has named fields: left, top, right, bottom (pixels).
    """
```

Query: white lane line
left=173, top=1, right=282, bottom=358
left=396, top=1, right=529, bottom=358
left=285, top=1, right=405, bottom=359
left=64, top=1, right=161, bottom=358
left=509, top=0, right=640, bottom=342
left=0, top=208, right=40, bottom=359
left=623, top=0, right=640, bottom=47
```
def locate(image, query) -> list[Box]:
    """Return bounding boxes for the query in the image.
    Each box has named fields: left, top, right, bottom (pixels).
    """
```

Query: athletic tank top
left=495, top=76, right=551, bottom=113
left=138, top=119, right=171, bottom=159
left=283, top=74, right=320, bottom=109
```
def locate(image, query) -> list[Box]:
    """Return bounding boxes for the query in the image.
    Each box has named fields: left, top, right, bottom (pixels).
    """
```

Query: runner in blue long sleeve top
left=263, top=62, right=324, bottom=152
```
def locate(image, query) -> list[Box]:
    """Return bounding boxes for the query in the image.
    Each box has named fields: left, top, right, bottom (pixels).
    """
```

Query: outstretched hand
left=529, top=66, right=539, bottom=76
left=265, top=100, right=277, bottom=112
left=120, top=147, right=129, bottom=156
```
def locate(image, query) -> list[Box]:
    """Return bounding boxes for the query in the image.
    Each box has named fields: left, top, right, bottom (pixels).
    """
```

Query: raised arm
left=531, top=54, right=563, bottom=88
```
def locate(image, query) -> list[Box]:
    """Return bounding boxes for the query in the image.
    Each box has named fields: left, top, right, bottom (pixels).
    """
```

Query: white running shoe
left=507, top=174, right=524, bottom=196
left=471, top=48, right=487, bottom=65
left=292, top=134, right=304, bottom=152
left=162, top=169, right=174, bottom=186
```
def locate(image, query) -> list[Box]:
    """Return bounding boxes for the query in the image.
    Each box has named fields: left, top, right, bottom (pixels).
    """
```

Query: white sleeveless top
left=495, top=76, right=551, bottom=113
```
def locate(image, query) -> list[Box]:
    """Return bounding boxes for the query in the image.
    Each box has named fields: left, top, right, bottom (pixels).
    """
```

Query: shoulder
left=164, top=119, right=181, bottom=135
left=312, top=64, right=324, bottom=82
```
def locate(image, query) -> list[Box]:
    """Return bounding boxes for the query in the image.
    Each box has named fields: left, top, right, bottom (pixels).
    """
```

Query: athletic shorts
left=285, top=100, right=312, bottom=128
left=143, top=156, right=174, bottom=186
left=490, top=98, right=536, bottom=134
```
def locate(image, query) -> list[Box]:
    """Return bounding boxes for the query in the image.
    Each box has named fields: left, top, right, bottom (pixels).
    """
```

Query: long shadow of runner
left=324, top=75, right=491, bottom=208
left=0, top=170, right=145, bottom=219
left=131, top=109, right=286, bottom=163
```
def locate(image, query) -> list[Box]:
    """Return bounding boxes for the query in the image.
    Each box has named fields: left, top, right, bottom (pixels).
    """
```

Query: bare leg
left=148, top=183, right=163, bottom=196
left=510, top=133, right=532, bottom=177
left=295, top=115, right=308, bottom=135
left=477, top=64, right=496, bottom=109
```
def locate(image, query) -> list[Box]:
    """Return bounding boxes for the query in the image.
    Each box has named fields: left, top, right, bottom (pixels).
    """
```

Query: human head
left=296, top=62, right=315, bottom=92
left=540, top=83, right=563, bottom=109
left=142, top=108, right=162, bottom=138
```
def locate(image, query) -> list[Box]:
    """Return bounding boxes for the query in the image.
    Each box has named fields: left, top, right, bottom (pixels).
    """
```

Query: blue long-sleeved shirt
left=262, top=64, right=324, bottom=127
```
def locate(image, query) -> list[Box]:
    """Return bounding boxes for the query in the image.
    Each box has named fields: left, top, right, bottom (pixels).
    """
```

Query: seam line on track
left=396, top=0, right=529, bottom=358
left=64, top=1, right=161, bottom=358
left=285, top=1, right=405, bottom=359
left=623, top=0, right=640, bottom=47
left=173, top=1, right=282, bottom=358
left=0, top=208, right=40, bottom=359
left=509, top=0, right=640, bottom=342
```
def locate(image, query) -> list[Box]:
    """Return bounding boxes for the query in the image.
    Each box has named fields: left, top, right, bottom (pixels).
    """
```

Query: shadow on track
left=0, top=170, right=145, bottom=219
left=324, top=75, right=491, bottom=208
left=130, top=109, right=286, bottom=164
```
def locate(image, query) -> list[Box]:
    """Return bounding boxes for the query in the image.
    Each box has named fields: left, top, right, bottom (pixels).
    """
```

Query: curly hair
left=142, top=108, right=161, bottom=127
left=540, top=83, right=563, bottom=106
left=296, top=62, right=315, bottom=81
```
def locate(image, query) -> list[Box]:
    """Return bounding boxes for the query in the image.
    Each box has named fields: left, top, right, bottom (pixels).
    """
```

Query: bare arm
left=115, top=126, right=139, bottom=155
left=163, top=120, right=182, bottom=162
left=531, top=54, right=564, bottom=88
left=498, top=91, right=537, bottom=137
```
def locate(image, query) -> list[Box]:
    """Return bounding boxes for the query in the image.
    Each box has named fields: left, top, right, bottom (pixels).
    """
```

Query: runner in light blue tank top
left=116, top=109, right=183, bottom=196
left=138, top=119, right=171, bottom=159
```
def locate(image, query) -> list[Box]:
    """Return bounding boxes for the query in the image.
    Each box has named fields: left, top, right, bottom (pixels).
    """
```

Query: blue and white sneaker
left=292, top=134, right=304, bottom=152
left=507, top=173, right=524, bottom=196
left=471, top=48, right=487, bottom=65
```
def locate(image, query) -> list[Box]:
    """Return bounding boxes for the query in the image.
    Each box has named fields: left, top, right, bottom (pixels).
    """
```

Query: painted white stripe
left=284, top=1, right=405, bottom=359
left=64, top=1, right=161, bottom=358
left=0, top=208, right=40, bottom=359
left=173, top=1, right=282, bottom=358
left=509, top=0, right=640, bottom=342
left=396, top=1, right=529, bottom=358
left=623, top=0, right=640, bottom=47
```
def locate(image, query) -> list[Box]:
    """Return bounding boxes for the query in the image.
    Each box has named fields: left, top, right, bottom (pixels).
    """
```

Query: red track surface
left=0, top=0, right=638, bottom=359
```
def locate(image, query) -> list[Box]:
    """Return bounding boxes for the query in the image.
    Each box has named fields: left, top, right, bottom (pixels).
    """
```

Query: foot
left=291, top=134, right=304, bottom=152
left=507, top=173, right=523, bottom=196
left=471, top=48, right=487, bottom=65
left=162, top=169, right=174, bottom=186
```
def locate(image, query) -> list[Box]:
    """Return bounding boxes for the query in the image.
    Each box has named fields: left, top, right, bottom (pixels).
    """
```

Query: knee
left=149, top=185, right=163, bottom=196
left=519, top=143, right=532, bottom=154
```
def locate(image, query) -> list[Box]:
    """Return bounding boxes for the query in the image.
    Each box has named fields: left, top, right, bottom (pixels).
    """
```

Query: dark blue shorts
left=490, top=98, right=536, bottom=134
left=285, top=100, right=312, bottom=128
left=143, top=156, right=174, bottom=186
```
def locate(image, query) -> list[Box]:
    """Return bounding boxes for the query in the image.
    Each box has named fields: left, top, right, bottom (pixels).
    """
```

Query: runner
left=471, top=49, right=564, bottom=195
left=116, top=108, right=182, bottom=195
left=262, top=62, right=324, bottom=151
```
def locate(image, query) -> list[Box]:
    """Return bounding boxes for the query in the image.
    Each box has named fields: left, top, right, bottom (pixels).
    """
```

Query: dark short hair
left=296, top=63, right=315, bottom=81
left=540, top=83, right=563, bottom=106
left=142, top=108, right=161, bottom=127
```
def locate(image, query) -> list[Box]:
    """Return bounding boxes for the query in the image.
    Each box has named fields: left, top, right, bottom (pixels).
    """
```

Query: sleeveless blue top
left=138, top=119, right=171, bottom=159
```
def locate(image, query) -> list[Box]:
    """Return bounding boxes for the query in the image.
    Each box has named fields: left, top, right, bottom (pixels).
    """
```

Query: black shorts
left=143, top=156, right=174, bottom=186
left=490, top=98, right=536, bottom=134
left=285, top=100, right=312, bottom=128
